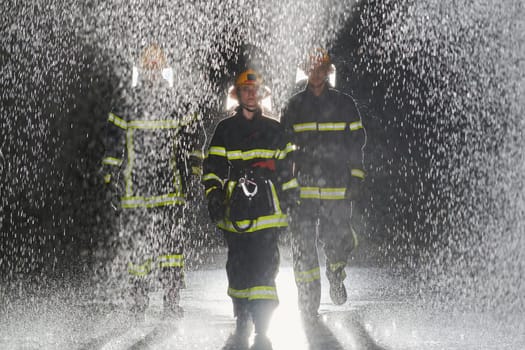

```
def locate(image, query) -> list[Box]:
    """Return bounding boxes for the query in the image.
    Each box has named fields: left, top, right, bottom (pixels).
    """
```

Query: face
left=237, top=84, right=260, bottom=110
left=307, top=63, right=331, bottom=88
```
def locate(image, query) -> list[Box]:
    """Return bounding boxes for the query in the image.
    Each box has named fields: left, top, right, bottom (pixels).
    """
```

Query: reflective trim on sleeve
left=294, top=267, right=321, bottom=283
left=318, top=122, right=347, bottom=131
left=208, top=146, right=227, bottom=157
left=121, top=193, right=186, bottom=208
left=202, top=173, right=224, bottom=185
left=351, top=168, right=366, bottom=179
left=227, top=149, right=276, bottom=161
left=104, top=174, right=111, bottom=184
left=191, top=166, right=202, bottom=175
left=127, top=119, right=181, bottom=129
left=349, top=120, right=363, bottom=131
left=102, top=157, right=123, bottom=166
left=282, top=178, right=299, bottom=191
left=158, top=254, right=184, bottom=268
left=190, top=150, right=205, bottom=159
left=329, top=262, right=346, bottom=272
left=108, top=112, right=128, bottom=129
left=124, top=129, right=134, bottom=196
left=128, top=259, right=152, bottom=277
left=227, top=286, right=278, bottom=301
left=293, top=122, right=317, bottom=132
left=205, top=186, right=218, bottom=196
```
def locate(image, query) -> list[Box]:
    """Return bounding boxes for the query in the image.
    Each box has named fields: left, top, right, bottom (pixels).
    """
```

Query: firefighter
left=202, top=69, right=293, bottom=350
left=101, top=44, right=204, bottom=320
left=280, top=48, right=366, bottom=322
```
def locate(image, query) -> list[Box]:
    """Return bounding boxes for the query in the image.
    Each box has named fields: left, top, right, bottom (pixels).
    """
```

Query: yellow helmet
left=235, top=69, right=263, bottom=87
left=304, top=48, right=331, bottom=71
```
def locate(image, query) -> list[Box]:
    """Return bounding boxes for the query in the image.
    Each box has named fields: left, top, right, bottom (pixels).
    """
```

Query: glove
left=207, top=188, right=226, bottom=223
left=279, top=188, right=300, bottom=213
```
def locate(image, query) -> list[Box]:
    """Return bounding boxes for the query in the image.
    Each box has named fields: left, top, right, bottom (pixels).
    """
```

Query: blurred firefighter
left=202, top=69, right=294, bottom=350
left=280, top=48, right=366, bottom=322
left=101, top=44, right=204, bottom=320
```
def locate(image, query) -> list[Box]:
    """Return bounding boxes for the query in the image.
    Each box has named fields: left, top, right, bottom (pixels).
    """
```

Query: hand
left=279, top=188, right=300, bottom=213
left=207, top=188, right=226, bottom=223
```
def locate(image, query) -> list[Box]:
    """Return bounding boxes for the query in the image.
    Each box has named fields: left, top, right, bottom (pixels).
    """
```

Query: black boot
left=327, top=267, right=347, bottom=305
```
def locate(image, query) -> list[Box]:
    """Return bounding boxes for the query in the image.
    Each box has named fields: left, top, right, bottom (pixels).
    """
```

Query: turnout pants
left=290, top=199, right=356, bottom=315
left=118, top=206, right=185, bottom=309
left=223, top=229, right=280, bottom=335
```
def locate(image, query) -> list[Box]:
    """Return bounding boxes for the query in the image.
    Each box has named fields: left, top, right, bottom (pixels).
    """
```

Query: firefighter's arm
left=178, top=113, right=206, bottom=179
left=100, top=111, right=126, bottom=189
left=277, top=107, right=300, bottom=211
left=346, top=103, right=367, bottom=201
left=202, top=122, right=229, bottom=222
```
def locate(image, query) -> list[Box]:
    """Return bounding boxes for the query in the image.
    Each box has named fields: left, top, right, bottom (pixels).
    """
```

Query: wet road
left=1, top=264, right=523, bottom=350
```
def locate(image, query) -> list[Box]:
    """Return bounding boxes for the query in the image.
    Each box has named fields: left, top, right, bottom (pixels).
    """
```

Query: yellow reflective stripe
left=205, top=186, right=218, bottom=196
left=227, top=149, right=276, bottom=160
left=293, top=122, right=317, bottom=132
left=318, top=122, right=347, bottom=131
left=269, top=180, right=282, bottom=213
left=208, top=146, right=227, bottom=157
left=108, top=112, right=127, bottom=129
left=128, top=259, right=152, bottom=277
left=121, top=194, right=186, bottom=208
left=190, top=150, right=204, bottom=159
left=349, top=120, right=363, bottom=131
left=282, top=178, right=299, bottom=191
left=227, top=286, right=278, bottom=301
left=103, top=174, right=111, bottom=184
left=295, top=267, right=321, bottom=283
left=124, top=129, right=134, bottom=195
left=102, top=157, right=122, bottom=166
left=351, top=168, right=365, bottom=179
left=158, top=254, right=184, bottom=268
left=191, top=166, right=202, bottom=175
left=203, top=173, right=223, bottom=184
left=329, top=262, right=346, bottom=272
left=218, top=213, right=288, bottom=233
left=127, top=119, right=181, bottom=129
left=320, top=188, right=346, bottom=200
left=300, top=187, right=320, bottom=199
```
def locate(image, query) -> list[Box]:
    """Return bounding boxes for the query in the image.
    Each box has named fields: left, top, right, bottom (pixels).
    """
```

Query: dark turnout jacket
left=202, top=107, right=294, bottom=233
left=280, top=85, right=366, bottom=200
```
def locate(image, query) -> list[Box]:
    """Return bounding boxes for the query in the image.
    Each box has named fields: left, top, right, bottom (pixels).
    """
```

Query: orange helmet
left=304, top=48, right=331, bottom=71
left=140, top=44, right=167, bottom=71
left=234, top=69, right=263, bottom=87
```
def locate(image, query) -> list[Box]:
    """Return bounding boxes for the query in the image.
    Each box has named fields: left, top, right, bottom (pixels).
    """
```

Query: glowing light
left=131, top=66, right=174, bottom=87
left=295, top=64, right=337, bottom=87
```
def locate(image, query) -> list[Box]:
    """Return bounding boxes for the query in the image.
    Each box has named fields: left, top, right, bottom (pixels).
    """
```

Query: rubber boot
left=327, top=266, right=347, bottom=305
left=223, top=302, right=252, bottom=350
left=250, top=302, right=273, bottom=350
left=129, top=278, right=149, bottom=322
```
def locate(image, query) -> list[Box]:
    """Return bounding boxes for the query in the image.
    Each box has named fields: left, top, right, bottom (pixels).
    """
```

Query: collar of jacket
left=234, top=106, right=263, bottom=121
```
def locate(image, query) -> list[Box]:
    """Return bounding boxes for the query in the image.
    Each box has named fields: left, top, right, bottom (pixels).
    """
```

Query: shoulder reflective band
left=108, top=112, right=127, bottom=129
left=208, top=146, right=227, bottom=157
left=351, top=168, right=365, bottom=179
left=349, top=120, right=363, bottom=131
left=102, top=157, right=123, bottom=166
left=293, top=122, right=317, bottom=132
left=294, top=267, right=321, bottom=283
left=318, top=122, right=347, bottom=131
left=158, top=254, right=184, bottom=268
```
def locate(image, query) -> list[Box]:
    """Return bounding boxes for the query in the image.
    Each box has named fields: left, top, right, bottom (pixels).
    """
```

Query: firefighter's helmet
left=140, top=44, right=167, bottom=71
left=303, top=48, right=331, bottom=72
left=234, top=69, right=263, bottom=87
